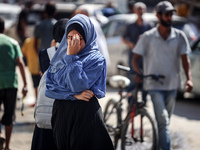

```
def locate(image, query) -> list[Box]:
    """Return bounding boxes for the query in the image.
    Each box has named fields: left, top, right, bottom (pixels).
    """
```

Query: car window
left=192, top=39, right=200, bottom=51
left=172, top=22, right=185, bottom=30
left=0, top=13, right=14, bottom=20
left=102, top=20, right=126, bottom=37
left=112, top=21, right=126, bottom=37
left=27, top=11, right=42, bottom=25
left=102, top=22, right=110, bottom=37
left=196, top=41, right=200, bottom=50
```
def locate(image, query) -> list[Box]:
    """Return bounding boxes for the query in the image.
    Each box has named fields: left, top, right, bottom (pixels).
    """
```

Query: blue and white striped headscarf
left=45, top=14, right=107, bottom=100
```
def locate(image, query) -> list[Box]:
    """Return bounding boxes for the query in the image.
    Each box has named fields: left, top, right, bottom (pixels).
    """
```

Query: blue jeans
left=148, top=90, right=177, bottom=150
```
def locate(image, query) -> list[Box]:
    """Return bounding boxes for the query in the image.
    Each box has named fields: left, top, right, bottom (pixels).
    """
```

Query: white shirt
left=133, top=27, right=191, bottom=90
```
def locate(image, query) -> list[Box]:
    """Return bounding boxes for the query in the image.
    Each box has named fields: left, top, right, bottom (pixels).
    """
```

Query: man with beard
left=132, top=1, right=193, bottom=150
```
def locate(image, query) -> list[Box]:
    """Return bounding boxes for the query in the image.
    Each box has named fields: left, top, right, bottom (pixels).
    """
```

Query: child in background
left=22, top=38, right=40, bottom=107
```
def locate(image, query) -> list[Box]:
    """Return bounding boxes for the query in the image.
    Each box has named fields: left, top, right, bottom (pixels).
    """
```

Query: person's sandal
left=0, top=137, right=5, bottom=150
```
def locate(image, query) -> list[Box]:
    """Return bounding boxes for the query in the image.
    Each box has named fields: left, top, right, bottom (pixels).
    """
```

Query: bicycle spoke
left=121, top=109, right=157, bottom=150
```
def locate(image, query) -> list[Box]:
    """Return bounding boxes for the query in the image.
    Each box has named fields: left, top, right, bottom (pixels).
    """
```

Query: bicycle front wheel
left=121, top=108, right=157, bottom=150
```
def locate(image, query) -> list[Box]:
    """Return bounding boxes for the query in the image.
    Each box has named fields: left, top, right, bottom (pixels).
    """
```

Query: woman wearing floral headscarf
left=45, top=14, right=114, bottom=150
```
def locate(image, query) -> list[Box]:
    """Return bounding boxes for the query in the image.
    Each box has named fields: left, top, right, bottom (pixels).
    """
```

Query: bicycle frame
left=107, top=87, right=135, bottom=148
left=104, top=65, right=162, bottom=149
left=128, top=83, right=146, bottom=142
left=112, top=84, right=146, bottom=147
left=130, top=103, right=146, bottom=143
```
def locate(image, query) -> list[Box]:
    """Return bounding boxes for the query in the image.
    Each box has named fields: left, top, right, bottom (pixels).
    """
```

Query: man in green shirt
left=0, top=17, right=28, bottom=150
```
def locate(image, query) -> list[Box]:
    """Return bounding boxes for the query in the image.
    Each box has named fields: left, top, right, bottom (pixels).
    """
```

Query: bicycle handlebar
left=117, top=65, right=165, bottom=84
left=117, top=65, right=131, bottom=72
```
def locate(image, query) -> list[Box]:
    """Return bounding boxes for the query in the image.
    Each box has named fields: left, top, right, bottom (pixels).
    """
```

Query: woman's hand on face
left=73, top=90, right=94, bottom=102
left=67, top=34, right=81, bottom=55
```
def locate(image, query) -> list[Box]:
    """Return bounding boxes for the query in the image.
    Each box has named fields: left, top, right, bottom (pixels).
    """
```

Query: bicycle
left=104, top=65, right=165, bottom=150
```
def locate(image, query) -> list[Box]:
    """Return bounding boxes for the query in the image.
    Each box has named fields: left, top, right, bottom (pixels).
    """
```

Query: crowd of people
left=0, top=0, right=194, bottom=150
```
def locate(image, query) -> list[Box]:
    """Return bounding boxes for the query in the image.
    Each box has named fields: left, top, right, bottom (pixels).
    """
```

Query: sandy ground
left=100, top=85, right=200, bottom=150
left=1, top=67, right=199, bottom=150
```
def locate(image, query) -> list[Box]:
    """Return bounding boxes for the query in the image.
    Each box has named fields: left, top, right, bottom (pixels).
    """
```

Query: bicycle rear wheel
left=121, top=108, right=157, bottom=150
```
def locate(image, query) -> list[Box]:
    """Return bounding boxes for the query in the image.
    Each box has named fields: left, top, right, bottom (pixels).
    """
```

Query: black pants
left=52, top=96, right=114, bottom=150
left=0, top=88, right=17, bottom=126
left=31, top=125, right=58, bottom=150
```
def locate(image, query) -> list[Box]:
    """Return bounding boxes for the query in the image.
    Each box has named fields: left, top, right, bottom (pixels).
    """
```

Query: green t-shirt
left=0, top=34, right=22, bottom=89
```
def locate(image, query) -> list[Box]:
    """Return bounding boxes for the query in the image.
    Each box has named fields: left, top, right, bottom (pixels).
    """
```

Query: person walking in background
left=122, top=2, right=153, bottom=103
left=31, top=18, right=69, bottom=150
left=38, top=18, right=69, bottom=75
left=73, top=8, right=111, bottom=66
left=34, top=1, right=57, bottom=52
left=0, top=17, right=28, bottom=150
left=21, top=37, right=40, bottom=107
left=122, top=2, right=153, bottom=71
left=45, top=14, right=114, bottom=150
left=17, top=0, right=33, bottom=46
left=132, top=1, right=193, bottom=150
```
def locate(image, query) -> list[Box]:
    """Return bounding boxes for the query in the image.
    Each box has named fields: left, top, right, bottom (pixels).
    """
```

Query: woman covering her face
left=45, top=14, right=114, bottom=150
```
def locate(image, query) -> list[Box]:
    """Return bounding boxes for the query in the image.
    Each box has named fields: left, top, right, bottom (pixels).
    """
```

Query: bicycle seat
left=109, top=75, right=130, bottom=89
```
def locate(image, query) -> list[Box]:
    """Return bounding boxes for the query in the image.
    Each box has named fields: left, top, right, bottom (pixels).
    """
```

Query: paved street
left=1, top=67, right=199, bottom=150
left=100, top=87, right=200, bottom=150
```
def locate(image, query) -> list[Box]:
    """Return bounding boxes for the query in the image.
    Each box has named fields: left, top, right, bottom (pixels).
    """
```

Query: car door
left=189, top=37, right=200, bottom=96
left=179, top=37, right=200, bottom=97
left=102, top=20, right=129, bottom=76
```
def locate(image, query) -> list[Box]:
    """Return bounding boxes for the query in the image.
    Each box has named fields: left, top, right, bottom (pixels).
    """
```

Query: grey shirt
left=34, top=18, right=57, bottom=50
left=133, top=27, right=191, bottom=90
left=122, top=21, right=152, bottom=46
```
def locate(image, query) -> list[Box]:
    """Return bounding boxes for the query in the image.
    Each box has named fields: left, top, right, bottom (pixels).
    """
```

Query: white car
left=179, top=35, right=200, bottom=98
left=0, top=3, right=22, bottom=41
left=102, top=13, right=192, bottom=76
